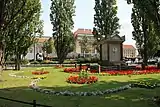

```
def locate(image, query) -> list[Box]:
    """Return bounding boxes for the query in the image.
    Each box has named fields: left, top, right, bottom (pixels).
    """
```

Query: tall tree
left=127, top=0, right=160, bottom=33
left=93, top=0, right=120, bottom=60
left=0, top=0, right=27, bottom=71
left=50, top=0, right=75, bottom=64
left=6, top=0, right=43, bottom=70
left=131, top=4, right=160, bottom=69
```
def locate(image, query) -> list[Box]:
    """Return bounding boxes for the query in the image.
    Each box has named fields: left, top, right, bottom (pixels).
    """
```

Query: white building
left=25, top=36, right=57, bottom=60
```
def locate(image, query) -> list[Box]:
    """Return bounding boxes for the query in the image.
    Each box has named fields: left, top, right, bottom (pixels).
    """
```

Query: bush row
left=76, top=58, right=99, bottom=63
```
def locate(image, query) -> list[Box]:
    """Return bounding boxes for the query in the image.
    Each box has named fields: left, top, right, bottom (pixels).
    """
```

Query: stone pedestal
left=98, top=35, right=125, bottom=66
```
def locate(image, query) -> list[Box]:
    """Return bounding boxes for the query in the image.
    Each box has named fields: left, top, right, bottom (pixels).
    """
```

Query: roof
left=36, top=37, right=49, bottom=43
left=97, top=35, right=125, bottom=45
left=123, top=45, right=135, bottom=49
left=74, top=28, right=93, bottom=38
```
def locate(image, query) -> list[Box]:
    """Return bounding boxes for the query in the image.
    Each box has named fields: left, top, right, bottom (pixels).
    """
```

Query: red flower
left=32, top=71, right=49, bottom=75
left=67, top=75, right=98, bottom=84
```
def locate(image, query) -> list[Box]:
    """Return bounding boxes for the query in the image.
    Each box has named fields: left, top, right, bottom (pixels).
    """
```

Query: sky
left=40, top=0, right=135, bottom=46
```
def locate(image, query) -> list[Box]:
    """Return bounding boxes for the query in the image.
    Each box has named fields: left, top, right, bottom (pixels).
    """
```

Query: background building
left=25, top=36, right=56, bottom=60
left=74, top=28, right=97, bottom=57
left=123, top=45, right=136, bottom=58
left=25, top=31, right=137, bottom=60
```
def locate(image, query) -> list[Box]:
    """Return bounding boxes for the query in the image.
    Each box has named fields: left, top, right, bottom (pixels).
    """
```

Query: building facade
left=25, top=36, right=56, bottom=60
left=74, top=28, right=97, bottom=56
left=123, top=45, right=136, bottom=58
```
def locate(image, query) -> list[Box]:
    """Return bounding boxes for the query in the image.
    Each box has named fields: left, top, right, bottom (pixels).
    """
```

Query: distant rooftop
left=74, top=28, right=93, bottom=38
left=123, top=45, right=135, bottom=49
left=35, top=36, right=52, bottom=43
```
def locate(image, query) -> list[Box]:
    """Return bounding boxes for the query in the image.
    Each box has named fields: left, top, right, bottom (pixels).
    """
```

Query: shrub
left=5, top=61, right=15, bottom=64
left=21, top=59, right=29, bottom=65
left=30, top=61, right=39, bottom=64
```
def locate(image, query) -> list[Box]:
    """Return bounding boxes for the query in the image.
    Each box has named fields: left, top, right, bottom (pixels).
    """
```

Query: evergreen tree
left=50, top=0, right=75, bottom=64
left=131, top=4, right=160, bottom=69
left=93, top=0, right=120, bottom=39
left=127, top=0, right=160, bottom=32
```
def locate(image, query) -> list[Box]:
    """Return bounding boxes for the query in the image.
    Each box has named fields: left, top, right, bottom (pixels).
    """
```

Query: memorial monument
left=98, top=35, right=125, bottom=66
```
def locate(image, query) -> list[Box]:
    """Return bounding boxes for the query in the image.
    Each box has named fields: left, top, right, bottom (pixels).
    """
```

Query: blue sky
left=40, top=0, right=135, bottom=46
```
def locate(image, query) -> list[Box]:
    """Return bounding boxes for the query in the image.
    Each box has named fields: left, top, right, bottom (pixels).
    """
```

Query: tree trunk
left=0, top=42, right=5, bottom=72
left=15, top=54, right=21, bottom=70
left=0, top=48, right=3, bottom=72
left=142, top=13, right=148, bottom=70
left=100, top=44, right=102, bottom=61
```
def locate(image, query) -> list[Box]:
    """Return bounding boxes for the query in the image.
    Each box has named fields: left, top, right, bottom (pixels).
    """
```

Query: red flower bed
left=64, top=66, right=88, bottom=73
left=135, top=66, right=157, bottom=70
left=106, top=69, right=160, bottom=76
left=67, top=75, right=98, bottom=84
left=64, top=65, right=160, bottom=76
left=90, top=69, right=98, bottom=73
left=106, top=70, right=133, bottom=75
left=32, top=71, right=49, bottom=75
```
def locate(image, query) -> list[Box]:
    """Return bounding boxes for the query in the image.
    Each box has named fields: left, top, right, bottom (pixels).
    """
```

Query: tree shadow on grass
left=0, top=78, right=159, bottom=107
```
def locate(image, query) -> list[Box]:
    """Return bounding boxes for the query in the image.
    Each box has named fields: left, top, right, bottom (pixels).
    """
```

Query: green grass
left=0, top=67, right=160, bottom=107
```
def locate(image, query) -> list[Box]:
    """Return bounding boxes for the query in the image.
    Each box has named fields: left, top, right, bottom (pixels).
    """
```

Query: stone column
left=120, top=43, right=123, bottom=61
left=107, top=43, right=110, bottom=61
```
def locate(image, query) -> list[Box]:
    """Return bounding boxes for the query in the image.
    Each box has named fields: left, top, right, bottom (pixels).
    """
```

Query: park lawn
left=0, top=67, right=159, bottom=107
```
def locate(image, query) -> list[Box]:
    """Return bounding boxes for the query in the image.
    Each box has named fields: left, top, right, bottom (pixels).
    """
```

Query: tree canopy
left=50, top=0, right=75, bottom=64
left=1, top=0, right=43, bottom=70
left=93, top=0, right=120, bottom=40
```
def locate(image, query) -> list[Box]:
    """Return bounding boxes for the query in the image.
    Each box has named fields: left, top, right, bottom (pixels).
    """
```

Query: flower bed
left=135, top=66, right=157, bottom=70
left=64, top=67, right=160, bottom=76
left=66, top=69, right=98, bottom=84
left=67, top=75, right=98, bottom=84
left=106, top=69, right=160, bottom=76
left=64, top=66, right=88, bottom=73
left=32, top=71, right=49, bottom=75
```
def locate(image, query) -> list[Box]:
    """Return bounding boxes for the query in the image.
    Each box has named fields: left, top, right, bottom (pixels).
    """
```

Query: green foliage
left=21, top=59, right=29, bottom=65
left=131, top=4, right=160, bottom=61
left=127, top=0, right=160, bottom=33
left=0, top=0, right=28, bottom=71
left=77, top=57, right=99, bottom=63
left=1, top=0, right=43, bottom=70
left=42, top=37, right=54, bottom=55
left=30, top=60, right=39, bottom=64
left=79, top=35, right=89, bottom=53
left=131, top=5, right=144, bottom=58
left=79, top=69, right=89, bottom=79
left=93, top=0, right=120, bottom=40
left=50, top=0, right=75, bottom=64
left=93, top=0, right=120, bottom=54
